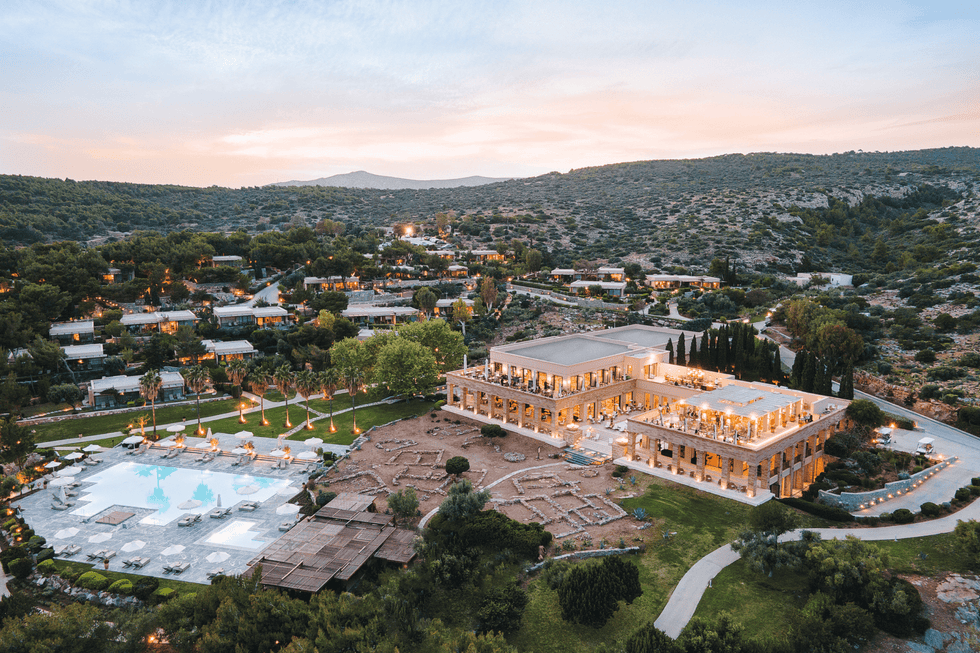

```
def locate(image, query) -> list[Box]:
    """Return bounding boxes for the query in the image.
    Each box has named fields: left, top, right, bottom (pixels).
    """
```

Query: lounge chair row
left=122, top=556, right=151, bottom=568
left=237, top=501, right=258, bottom=512
left=207, top=568, right=226, bottom=580
left=178, top=514, right=202, bottom=527
left=163, top=561, right=190, bottom=574
left=209, top=507, right=232, bottom=519
left=87, top=549, right=115, bottom=561
left=53, top=544, right=81, bottom=557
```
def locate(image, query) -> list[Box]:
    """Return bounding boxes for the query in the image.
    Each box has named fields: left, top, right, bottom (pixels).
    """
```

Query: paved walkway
left=654, top=488, right=980, bottom=638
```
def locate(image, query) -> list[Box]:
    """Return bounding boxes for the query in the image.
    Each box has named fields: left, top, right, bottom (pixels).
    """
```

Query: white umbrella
left=63, top=452, right=84, bottom=460
left=237, top=485, right=259, bottom=495
left=295, top=451, right=318, bottom=460
left=276, top=503, right=299, bottom=515
left=44, top=460, right=62, bottom=469
left=206, top=427, right=212, bottom=437
left=122, top=435, right=144, bottom=445
left=161, top=544, right=185, bottom=556
left=269, top=449, right=286, bottom=457
left=216, top=495, right=222, bottom=508
left=157, top=440, right=177, bottom=448
left=206, top=551, right=230, bottom=564
left=304, top=437, right=323, bottom=447
left=88, top=533, right=112, bottom=544
left=178, top=499, right=202, bottom=509
left=231, top=447, right=249, bottom=455
left=58, top=486, right=69, bottom=504
left=166, top=424, right=186, bottom=433
left=55, top=466, right=77, bottom=477
left=54, top=527, right=79, bottom=539
left=49, top=476, right=75, bottom=487
left=82, top=444, right=103, bottom=453
left=235, top=431, right=253, bottom=439
left=121, top=540, right=146, bottom=553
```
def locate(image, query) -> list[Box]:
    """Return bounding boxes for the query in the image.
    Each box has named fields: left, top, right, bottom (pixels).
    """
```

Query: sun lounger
left=162, top=563, right=175, bottom=573
left=238, top=502, right=257, bottom=512
left=51, top=502, right=72, bottom=510
left=132, top=557, right=150, bottom=568
left=87, top=549, right=106, bottom=560
left=279, top=521, right=296, bottom=532
left=84, top=458, right=99, bottom=466
left=171, top=562, right=190, bottom=574
left=207, top=568, right=225, bottom=580
left=231, top=455, right=244, bottom=466
left=209, top=508, right=231, bottom=519
left=122, top=557, right=139, bottom=567
left=54, top=544, right=69, bottom=555
left=63, top=544, right=81, bottom=557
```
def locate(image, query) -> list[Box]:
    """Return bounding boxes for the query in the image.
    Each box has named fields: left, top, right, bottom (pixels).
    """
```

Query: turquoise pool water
left=74, top=462, right=295, bottom=526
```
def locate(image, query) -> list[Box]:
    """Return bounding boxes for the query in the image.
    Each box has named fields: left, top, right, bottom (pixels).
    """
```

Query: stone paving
left=13, top=433, right=323, bottom=586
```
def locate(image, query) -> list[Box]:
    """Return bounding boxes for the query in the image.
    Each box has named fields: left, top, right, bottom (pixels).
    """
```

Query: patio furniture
left=209, top=508, right=231, bottom=519
left=132, top=557, right=150, bottom=568
left=207, top=568, right=226, bottom=580
left=238, top=502, right=258, bottom=512
left=51, top=502, right=73, bottom=510
left=62, top=544, right=81, bottom=557
left=170, top=562, right=190, bottom=574
left=84, top=458, right=100, bottom=466
left=231, top=455, right=245, bottom=466
left=162, top=563, right=175, bottom=573
left=122, top=557, right=139, bottom=567
left=87, top=549, right=107, bottom=560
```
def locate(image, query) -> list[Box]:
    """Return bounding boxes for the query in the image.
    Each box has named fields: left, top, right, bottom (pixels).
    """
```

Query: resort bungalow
left=568, top=280, right=627, bottom=297
left=469, top=249, right=506, bottom=262
left=787, top=273, right=853, bottom=288
left=341, top=306, right=420, bottom=327
left=551, top=267, right=625, bottom=283
left=50, top=320, right=95, bottom=345
left=120, top=310, right=199, bottom=334
left=210, top=255, right=245, bottom=268
left=645, top=275, right=721, bottom=290
left=102, top=267, right=134, bottom=284
left=201, top=339, right=257, bottom=363
left=433, top=297, right=474, bottom=317
left=61, top=344, right=106, bottom=374
left=303, top=276, right=361, bottom=292
left=212, top=305, right=290, bottom=329
left=88, top=371, right=185, bottom=408
left=444, top=325, right=847, bottom=503
left=446, top=264, right=469, bottom=278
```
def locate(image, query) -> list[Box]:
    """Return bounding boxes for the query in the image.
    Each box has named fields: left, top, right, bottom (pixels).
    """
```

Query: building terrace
left=445, top=325, right=849, bottom=502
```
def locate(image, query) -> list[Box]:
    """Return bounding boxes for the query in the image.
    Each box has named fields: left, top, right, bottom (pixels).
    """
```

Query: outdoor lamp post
left=239, top=403, right=247, bottom=424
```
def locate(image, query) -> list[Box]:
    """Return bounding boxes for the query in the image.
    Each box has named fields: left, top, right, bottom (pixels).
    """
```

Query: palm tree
left=273, top=364, right=295, bottom=428
left=182, top=365, right=212, bottom=436
left=226, top=358, right=249, bottom=423
left=247, top=371, right=271, bottom=426
left=139, top=370, right=163, bottom=441
left=295, top=370, right=318, bottom=430
left=318, top=368, right=340, bottom=433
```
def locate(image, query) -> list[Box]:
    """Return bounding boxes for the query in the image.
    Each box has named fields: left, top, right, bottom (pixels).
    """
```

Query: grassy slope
left=511, top=479, right=754, bottom=652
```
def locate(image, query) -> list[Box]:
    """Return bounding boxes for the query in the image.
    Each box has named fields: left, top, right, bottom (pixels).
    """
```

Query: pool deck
left=14, top=434, right=323, bottom=586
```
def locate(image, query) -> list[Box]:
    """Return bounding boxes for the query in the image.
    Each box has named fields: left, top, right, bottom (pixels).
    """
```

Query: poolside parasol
left=295, top=451, right=318, bottom=460
left=122, top=435, right=144, bottom=445
left=206, top=551, right=230, bottom=564
left=234, top=430, right=253, bottom=439
left=49, top=476, right=75, bottom=487
left=157, top=440, right=177, bottom=448
left=121, top=540, right=146, bottom=553
left=44, top=460, right=62, bottom=469
left=161, top=544, right=185, bottom=556
left=88, top=532, right=112, bottom=544
left=63, top=451, right=84, bottom=460
left=304, top=437, right=323, bottom=447
left=269, top=449, right=286, bottom=457
left=82, top=444, right=103, bottom=453
left=166, top=424, right=186, bottom=433
left=216, top=495, right=222, bottom=508
left=276, top=503, right=300, bottom=515
left=237, top=485, right=259, bottom=495
left=54, top=527, right=79, bottom=539
left=177, top=499, right=202, bottom=509
left=231, top=447, right=249, bottom=455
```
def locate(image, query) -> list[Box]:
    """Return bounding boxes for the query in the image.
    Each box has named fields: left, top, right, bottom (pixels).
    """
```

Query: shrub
left=152, top=587, right=176, bottom=603
left=540, top=559, right=573, bottom=590
left=108, top=579, right=133, bottom=595
left=315, top=490, right=336, bottom=506
left=77, top=572, right=110, bottom=591
left=481, top=424, right=506, bottom=439
left=973, top=477, right=980, bottom=486
left=558, top=556, right=642, bottom=628
left=955, top=487, right=972, bottom=502
left=891, top=509, right=915, bottom=524
left=133, top=577, right=160, bottom=601
left=36, top=559, right=57, bottom=574
left=35, top=548, right=54, bottom=563
left=26, top=535, right=46, bottom=553
left=970, top=485, right=980, bottom=496
left=778, top=498, right=854, bottom=522
left=0, top=546, right=28, bottom=573
left=7, top=557, right=32, bottom=579
left=920, top=502, right=941, bottom=517
left=445, top=456, right=470, bottom=478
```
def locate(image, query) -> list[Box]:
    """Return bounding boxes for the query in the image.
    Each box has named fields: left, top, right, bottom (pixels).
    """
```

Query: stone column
left=696, top=449, right=706, bottom=481
left=747, top=462, right=758, bottom=498
left=759, top=458, right=771, bottom=491
left=721, top=456, right=731, bottom=488
left=627, top=431, right=636, bottom=459
left=517, top=402, right=526, bottom=428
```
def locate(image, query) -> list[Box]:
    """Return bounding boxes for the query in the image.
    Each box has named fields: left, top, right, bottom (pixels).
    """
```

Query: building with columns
left=444, top=325, right=849, bottom=503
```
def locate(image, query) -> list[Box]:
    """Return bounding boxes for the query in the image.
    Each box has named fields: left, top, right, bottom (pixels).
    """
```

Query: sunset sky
left=2, top=1, right=978, bottom=188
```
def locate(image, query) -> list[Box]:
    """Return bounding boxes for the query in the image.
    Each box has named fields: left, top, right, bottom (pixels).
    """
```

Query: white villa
left=444, top=325, right=849, bottom=503
left=120, top=310, right=199, bottom=334
left=212, top=305, right=290, bottom=329
left=88, top=371, right=185, bottom=408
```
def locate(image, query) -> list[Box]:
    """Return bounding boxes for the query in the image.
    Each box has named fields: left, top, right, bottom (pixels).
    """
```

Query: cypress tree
left=700, top=332, right=709, bottom=369
left=839, top=364, right=854, bottom=399
left=801, top=352, right=817, bottom=393
left=733, top=329, right=745, bottom=378
left=790, top=350, right=806, bottom=387
left=718, top=329, right=728, bottom=373
left=689, top=335, right=698, bottom=368
left=772, top=350, right=785, bottom=385
left=677, top=334, right=686, bottom=367
left=821, top=361, right=834, bottom=396
left=666, top=338, right=674, bottom=365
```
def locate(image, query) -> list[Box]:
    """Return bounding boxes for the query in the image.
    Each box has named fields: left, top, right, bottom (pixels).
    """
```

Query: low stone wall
left=528, top=546, right=641, bottom=572
left=819, top=457, right=958, bottom=511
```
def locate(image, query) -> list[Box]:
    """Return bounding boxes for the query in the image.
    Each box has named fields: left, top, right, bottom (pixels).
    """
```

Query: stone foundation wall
left=819, top=457, right=958, bottom=511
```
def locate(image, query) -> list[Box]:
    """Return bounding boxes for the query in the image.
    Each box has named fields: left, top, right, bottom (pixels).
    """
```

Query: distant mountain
left=269, top=170, right=513, bottom=190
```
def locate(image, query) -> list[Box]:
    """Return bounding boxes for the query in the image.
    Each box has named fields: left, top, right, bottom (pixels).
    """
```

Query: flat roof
left=90, top=371, right=184, bottom=394
left=343, top=306, right=418, bottom=317
left=202, top=339, right=255, bottom=355
left=569, top=280, right=627, bottom=290
left=253, top=306, right=288, bottom=317
left=50, top=321, right=94, bottom=336
left=506, top=336, right=632, bottom=366
left=593, top=327, right=676, bottom=349
left=687, top=384, right=798, bottom=418
left=62, top=344, right=104, bottom=359
left=212, top=255, right=243, bottom=261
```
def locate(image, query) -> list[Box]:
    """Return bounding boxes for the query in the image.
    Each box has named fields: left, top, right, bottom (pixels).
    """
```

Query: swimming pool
left=74, top=462, right=295, bottom=526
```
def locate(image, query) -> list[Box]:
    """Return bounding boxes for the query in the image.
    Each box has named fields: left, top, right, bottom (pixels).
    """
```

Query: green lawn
left=511, top=479, right=754, bottom=652
left=875, top=533, right=974, bottom=576
left=693, top=560, right=807, bottom=641
left=32, top=398, right=247, bottom=443
left=203, top=398, right=438, bottom=445
left=48, top=558, right=205, bottom=593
